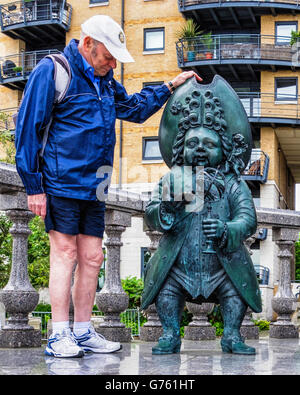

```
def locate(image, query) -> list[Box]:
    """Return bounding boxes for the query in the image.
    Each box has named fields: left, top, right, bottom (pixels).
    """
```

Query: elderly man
left=15, top=14, right=201, bottom=358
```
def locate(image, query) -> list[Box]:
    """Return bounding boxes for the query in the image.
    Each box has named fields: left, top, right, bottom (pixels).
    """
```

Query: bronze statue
left=141, top=75, right=262, bottom=355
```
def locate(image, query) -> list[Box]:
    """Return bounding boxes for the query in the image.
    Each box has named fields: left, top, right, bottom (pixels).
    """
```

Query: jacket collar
left=64, top=39, right=114, bottom=82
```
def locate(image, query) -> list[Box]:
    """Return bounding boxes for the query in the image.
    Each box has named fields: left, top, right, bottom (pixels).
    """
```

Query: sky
left=296, top=184, right=300, bottom=211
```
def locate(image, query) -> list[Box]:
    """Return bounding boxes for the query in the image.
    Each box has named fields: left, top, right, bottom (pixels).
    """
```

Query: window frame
left=142, top=137, right=162, bottom=161
left=89, top=0, right=109, bottom=6
left=143, top=81, right=164, bottom=88
left=275, top=77, right=298, bottom=102
left=275, top=21, right=298, bottom=45
left=143, top=27, right=165, bottom=52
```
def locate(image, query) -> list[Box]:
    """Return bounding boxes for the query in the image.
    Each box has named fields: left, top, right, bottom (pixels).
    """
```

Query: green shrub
left=253, top=319, right=270, bottom=331
left=208, top=305, right=224, bottom=336
left=121, top=276, right=144, bottom=308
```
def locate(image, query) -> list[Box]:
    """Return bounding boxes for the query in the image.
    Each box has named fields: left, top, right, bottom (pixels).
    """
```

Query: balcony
left=242, top=148, right=269, bottom=184
left=178, top=0, right=300, bottom=30
left=0, top=49, right=60, bottom=90
left=0, top=1, right=72, bottom=44
left=238, top=92, right=300, bottom=127
left=176, top=34, right=298, bottom=82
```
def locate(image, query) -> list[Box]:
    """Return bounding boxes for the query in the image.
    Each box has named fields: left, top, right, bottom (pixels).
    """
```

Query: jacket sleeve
left=224, top=178, right=257, bottom=252
left=113, top=80, right=171, bottom=123
left=15, top=58, right=56, bottom=195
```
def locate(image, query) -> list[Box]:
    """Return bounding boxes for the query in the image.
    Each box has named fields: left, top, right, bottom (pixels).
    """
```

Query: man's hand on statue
left=202, top=218, right=224, bottom=239
left=27, top=193, right=47, bottom=220
left=165, top=71, right=202, bottom=93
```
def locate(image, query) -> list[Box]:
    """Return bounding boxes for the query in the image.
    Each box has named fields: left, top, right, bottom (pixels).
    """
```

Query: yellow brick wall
left=261, top=14, right=300, bottom=37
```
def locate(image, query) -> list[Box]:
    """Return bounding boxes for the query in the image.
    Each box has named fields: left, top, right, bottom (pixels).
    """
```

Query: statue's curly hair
left=170, top=89, right=247, bottom=178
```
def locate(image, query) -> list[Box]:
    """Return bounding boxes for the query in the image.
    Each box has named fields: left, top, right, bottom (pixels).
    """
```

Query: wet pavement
left=1, top=336, right=300, bottom=375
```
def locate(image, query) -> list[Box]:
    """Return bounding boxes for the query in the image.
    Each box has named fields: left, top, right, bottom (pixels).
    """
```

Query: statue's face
left=183, top=127, right=223, bottom=168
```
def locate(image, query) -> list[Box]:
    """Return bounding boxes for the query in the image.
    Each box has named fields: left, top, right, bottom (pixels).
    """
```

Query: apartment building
left=0, top=0, right=299, bottom=319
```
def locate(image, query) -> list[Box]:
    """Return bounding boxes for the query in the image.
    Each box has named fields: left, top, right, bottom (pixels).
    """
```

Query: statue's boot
left=220, top=295, right=256, bottom=355
left=152, top=292, right=185, bottom=355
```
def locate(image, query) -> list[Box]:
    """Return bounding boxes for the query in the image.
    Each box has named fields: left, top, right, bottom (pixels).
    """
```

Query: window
left=275, top=22, right=297, bottom=45
left=275, top=77, right=298, bottom=101
left=144, top=28, right=165, bottom=52
left=143, top=81, right=164, bottom=88
left=142, top=137, right=162, bottom=160
left=89, top=0, right=108, bottom=5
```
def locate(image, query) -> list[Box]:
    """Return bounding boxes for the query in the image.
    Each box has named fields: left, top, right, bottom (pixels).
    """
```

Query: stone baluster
left=139, top=227, right=163, bottom=341
left=270, top=227, right=299, bottom=338
left=184, top=302, right=216, bottom=340
left=96, top=209, right=131, bottom=342
left=0, top=209, right=41, bottom=347
left=241, top=233, right=259, bottom=339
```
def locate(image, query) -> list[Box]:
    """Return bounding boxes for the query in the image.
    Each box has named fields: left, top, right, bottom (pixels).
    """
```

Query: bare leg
left=72, top=234, right=104, bottom=322
left=48, top=230, right=77, bottom=323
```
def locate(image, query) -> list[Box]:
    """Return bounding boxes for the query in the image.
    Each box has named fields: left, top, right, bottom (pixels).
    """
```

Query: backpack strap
left=39, top=54, right=72, bottom=159
left=46, top=53, right=72, bottom=104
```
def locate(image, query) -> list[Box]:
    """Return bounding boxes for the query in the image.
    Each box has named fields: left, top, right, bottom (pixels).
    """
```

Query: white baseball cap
left=81, top=15, right=134, bottom=63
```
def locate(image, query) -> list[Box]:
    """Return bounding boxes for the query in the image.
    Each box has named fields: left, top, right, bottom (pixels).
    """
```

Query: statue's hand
left=160, top=201, right=176, bottom=227
left=202, top=219, right=225, bottom=239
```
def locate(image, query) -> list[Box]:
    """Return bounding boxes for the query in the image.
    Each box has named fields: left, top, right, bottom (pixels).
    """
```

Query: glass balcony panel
left=242, top=148, right=269, bottom=183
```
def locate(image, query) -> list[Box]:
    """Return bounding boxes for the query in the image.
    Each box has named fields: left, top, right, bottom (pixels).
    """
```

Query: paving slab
left=1, top=337, right=300, bottom=376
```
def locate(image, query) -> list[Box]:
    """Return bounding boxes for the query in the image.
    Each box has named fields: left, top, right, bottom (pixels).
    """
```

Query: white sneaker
left=75, top=328, right=122, bottom=354
left=45, top=328, right=84, bottom=358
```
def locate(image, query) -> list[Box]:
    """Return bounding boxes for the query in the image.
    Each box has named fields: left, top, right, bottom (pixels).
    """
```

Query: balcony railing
left=242, top=148, right=269, bottom=183
left=0, top=49, right=60, bottom=89
left=0, top=1, right=72, bottom=42
left=238, top=92, right=300, bottom=125
left=176, top=34, right=296, bottom=66
left=179, top=0, right=300, bottom=7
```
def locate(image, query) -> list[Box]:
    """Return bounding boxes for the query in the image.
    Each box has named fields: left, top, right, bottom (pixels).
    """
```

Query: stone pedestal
left=270, top=228, right=299, bottom=339
left=0, top=209, right=41, bottom=348
left=241, top=308, right=259, bottom=339
left=140, top=303, right=163, bottom=341
left=96, top=209, right=131, bottom=342
left=184, top=302, right=216, bottom=340
left=139, top=227, right=163, bottom=341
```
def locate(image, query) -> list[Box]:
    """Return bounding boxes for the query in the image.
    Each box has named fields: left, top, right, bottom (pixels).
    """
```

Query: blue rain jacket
left=15, top=39, right=171, bottom=200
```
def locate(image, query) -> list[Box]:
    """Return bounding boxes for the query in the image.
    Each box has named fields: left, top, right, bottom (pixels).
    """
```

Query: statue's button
left=242, top=282, right=247, bottom=287
left=149, top=280, right=154, bottom=286
left=163, top=256, right=167, bottom=260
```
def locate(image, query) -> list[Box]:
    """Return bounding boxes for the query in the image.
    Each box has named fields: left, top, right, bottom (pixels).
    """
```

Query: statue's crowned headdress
left=159, top=75, right=252, bottom=178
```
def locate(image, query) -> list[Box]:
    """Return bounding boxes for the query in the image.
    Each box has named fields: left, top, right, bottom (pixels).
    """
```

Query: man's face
left=90, top=41, right=117, bottom=77
left=183, top=127, right=223, bottom=168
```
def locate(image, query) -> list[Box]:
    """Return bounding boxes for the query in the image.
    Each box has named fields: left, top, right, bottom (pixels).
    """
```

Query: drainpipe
left=118, top=0, right=125, bottom=189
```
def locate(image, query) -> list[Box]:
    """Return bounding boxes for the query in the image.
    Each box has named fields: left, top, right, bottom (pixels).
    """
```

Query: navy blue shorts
left=44, top=194, right=105, bottom=238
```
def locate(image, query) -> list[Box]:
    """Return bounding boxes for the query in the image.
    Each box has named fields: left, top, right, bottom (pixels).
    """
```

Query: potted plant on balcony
left=290, top=30, right=300, bottom=46
left=12, top=66, right=23, bottom=76
left=176, top=19, right=203, bottom=62
left=200, top=32, right=214, bottom=59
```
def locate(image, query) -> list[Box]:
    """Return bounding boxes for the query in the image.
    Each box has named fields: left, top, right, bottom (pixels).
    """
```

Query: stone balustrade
left=0, top=162, right=299, bottom=346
